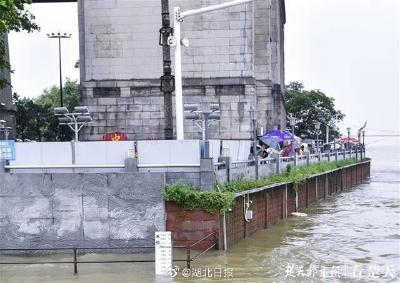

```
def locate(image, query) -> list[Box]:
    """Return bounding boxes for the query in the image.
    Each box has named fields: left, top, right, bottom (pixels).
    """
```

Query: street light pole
left=362, top=130, right=366, bottom=158
left=47, top=32, right=72, bottom=107
left=289, top=116, right=296, bottom=157
left=346, top=127, right=351, bottom=151
left=315, top=122, right=320, bottom=153
left=171, top=0, right=254, bottom=140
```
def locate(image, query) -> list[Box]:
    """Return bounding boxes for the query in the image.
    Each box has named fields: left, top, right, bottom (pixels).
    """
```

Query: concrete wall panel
left=0, top=172, right=165, bottom=248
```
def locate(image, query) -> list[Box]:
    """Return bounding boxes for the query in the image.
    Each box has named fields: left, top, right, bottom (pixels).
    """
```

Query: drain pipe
left=160, top=0, right=174, bottom=140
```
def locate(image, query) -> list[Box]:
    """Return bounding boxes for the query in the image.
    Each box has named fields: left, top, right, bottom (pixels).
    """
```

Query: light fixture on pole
left=184, top=103, right=220, bottom=158
left=315, top=121, right=321, bottom=153
left=0, top=120, right=12, bottom=140
left=170, top=0, right=254, bottom=140
left=54, top=106, right=93, bottom=142
left=289, top=116, right=296, bottom=157
left=47, top=32, right=72, bottom=107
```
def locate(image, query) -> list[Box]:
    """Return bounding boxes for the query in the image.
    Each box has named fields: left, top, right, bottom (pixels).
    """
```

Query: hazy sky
left=8, top=0, right=400, bottom=136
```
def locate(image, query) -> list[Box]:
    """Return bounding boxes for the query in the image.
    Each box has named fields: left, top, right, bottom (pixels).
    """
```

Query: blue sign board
left=0, top=140, right=15, bottom=160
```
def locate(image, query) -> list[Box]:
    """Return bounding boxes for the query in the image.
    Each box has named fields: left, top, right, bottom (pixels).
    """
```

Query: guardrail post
left=274, top=154, right=281, bottom=174
left=254, top=155, right=259, bottom=180
left=318, top=152, right=321, bottom=162
left=186, top=247, right=191, bottom=269
left=124, top=157, right=138, bottom=172
left=73, top=248, right=78, bottom=274
left=200, top=158, right=214, bottom=191
left=218, top=156, right=231, bottom=183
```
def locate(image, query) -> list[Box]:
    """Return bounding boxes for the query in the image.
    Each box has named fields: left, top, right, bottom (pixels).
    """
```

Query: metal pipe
left=181, top=0, right=253, bottom=18
left=186, top=247, right=191, bottom=269
left=160, top=0, right=174, bottom=140
left=231, top=160, right=255, bottom=165
left=223, top=212, right=227, bottom=251
left=138, top=163, right=200, bottom=168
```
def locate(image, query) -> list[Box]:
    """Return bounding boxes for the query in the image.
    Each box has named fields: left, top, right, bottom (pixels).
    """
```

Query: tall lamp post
left=346, top=127, right=351, bottom=151
left=289, top=116, right=296, bottom=157
left=170, top=0, right=254, bottom=139
left=315, top=121, right=321, bottom=153
left=362, top=130, right=366, bottom=158
left=47, top=32, right=72, bottom=107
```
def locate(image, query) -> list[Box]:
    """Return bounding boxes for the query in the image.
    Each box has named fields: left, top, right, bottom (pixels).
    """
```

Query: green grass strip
left=164, top=159, right=358, bottom=213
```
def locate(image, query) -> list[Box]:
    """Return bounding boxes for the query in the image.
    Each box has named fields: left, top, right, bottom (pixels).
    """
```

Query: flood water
left=0, top=137, right=399, bottom=283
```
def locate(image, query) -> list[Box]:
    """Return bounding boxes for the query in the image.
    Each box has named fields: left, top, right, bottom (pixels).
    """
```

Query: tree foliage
left=285, top=81, right=345, bottom=141
left=0, top=0, right=39, bottom=87
left=13, top=79, right=80, bottom=141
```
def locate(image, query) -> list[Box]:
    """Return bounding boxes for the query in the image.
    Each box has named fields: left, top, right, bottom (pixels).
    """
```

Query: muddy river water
left=0, top=137, right=399, bottom=283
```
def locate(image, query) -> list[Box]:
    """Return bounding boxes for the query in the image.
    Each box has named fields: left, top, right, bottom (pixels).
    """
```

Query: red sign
left=103, top=132, right=128, bottom=141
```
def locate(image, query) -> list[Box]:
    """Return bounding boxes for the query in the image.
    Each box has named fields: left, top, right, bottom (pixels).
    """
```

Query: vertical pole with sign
left=155, top=231, right=172, bottom=279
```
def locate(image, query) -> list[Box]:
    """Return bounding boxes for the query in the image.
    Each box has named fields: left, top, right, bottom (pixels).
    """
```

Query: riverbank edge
left=166, top=159, right=371, bottom=250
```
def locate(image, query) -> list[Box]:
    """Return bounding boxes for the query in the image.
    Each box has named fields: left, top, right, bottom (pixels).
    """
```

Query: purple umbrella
left=263, top=130, right=293, bottom=142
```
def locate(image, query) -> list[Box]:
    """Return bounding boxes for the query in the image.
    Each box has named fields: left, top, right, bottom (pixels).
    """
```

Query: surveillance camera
left=167, top=36, right=177, bottom=47
left=181, top=38, right=189, bottom=47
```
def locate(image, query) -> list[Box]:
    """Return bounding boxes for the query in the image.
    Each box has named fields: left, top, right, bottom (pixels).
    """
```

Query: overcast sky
left=8, top=0, right=400, bottom=136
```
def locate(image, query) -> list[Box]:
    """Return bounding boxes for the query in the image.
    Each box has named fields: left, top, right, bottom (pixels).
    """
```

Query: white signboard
left=155, top=231, right=172, bottom=278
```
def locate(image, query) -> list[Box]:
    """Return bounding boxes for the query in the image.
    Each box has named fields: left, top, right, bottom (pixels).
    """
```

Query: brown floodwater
left=1, top=137, right=399, bottom=283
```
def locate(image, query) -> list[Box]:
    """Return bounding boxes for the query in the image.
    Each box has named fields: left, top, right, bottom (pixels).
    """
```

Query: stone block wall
left=0, top=34, right=16, bottom=139
left=0, top=172, right=166, bottom=248
left=78, top=0, right=286, bottom=141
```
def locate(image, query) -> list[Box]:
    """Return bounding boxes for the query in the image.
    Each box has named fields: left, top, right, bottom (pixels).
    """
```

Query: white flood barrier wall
left=7, top=140, right=252, bottom=173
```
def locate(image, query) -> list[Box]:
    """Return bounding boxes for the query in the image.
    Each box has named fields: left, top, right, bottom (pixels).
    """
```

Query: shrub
left=164, top=159, right=358, bottom=212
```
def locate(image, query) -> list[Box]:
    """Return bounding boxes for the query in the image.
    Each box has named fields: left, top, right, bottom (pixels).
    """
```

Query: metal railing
left=138, top=163, right=200, bottom=168
left=0, top=246, right=165, bottom=274
left=0, top=232, right=218, bottom=274
left=184, top=231, right=217, bottom=269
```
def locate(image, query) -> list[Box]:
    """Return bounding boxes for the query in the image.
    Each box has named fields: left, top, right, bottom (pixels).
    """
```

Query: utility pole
left=159, top=0, right=174, bottom=139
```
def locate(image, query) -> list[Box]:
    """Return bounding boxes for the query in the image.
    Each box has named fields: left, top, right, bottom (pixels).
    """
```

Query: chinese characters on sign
left=103, top=132, right=128, bottom=141
left=283, top=263, right=395, bottom=280
left=0, top=140, right=15, bottom=160
left=167, top=266, right=234, bottom=279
